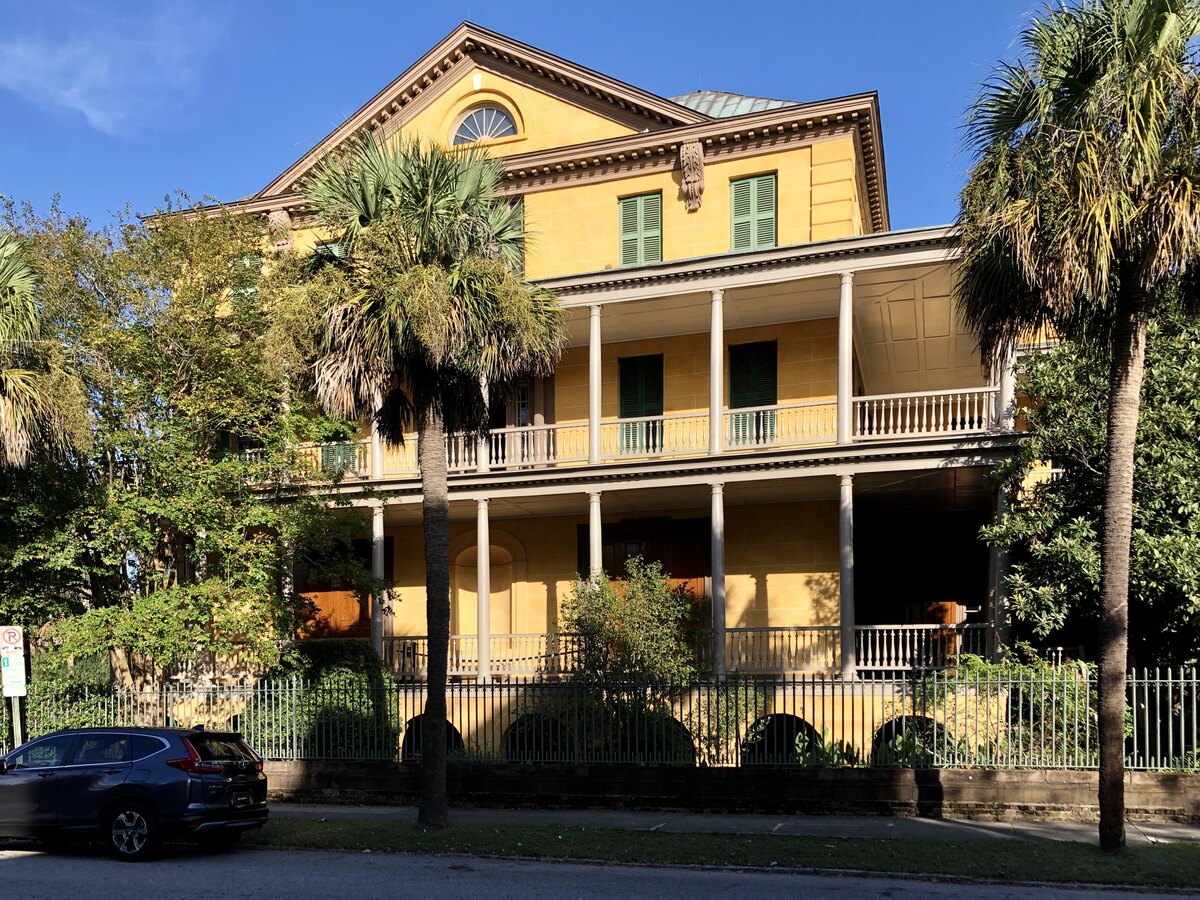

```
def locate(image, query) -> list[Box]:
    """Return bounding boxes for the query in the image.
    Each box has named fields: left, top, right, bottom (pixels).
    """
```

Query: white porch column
left=838, top=474, right=857, bottom=680
left=837, top=271, right=855, bottom=444
left=370, top=391, right=383, bottom=479
left=371, top=502, right=385, bottom=655
left=708, top=289, right=724, bottom=456
left=476, top=374, right=490, bottom=474
left=997, top=347, right=1017, bottom=431
left=588, top=304, right=603, bottom=464
left=711, top=482, right=727, bottom=677
left=476, top=498, right=491, bottom=683
left=588, top=492, right=603, bottom=576
left=988, top=487, right=1012, bottom=658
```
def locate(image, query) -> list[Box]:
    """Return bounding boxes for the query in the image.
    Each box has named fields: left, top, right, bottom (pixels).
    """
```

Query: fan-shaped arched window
left=452, top=105, right=517, bottom=144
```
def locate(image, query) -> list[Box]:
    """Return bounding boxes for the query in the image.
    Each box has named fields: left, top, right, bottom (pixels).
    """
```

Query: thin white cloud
left=0, top=3, right=224, bottom=136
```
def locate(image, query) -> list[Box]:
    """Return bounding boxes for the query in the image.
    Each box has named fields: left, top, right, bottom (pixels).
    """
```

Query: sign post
left=1, top=626, right=26, bottom=748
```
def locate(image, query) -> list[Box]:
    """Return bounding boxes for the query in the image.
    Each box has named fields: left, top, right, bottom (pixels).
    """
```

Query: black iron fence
left=4, top=668, right=1198, bottom=771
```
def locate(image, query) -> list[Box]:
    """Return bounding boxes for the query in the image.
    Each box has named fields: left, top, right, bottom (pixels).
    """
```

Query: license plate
left=232, top=791, right=251, bottom=808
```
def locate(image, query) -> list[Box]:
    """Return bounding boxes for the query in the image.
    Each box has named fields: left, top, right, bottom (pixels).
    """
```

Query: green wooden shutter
left=619, top=194, right=663, bottom=266
left=729, top=344, right=754, bottom=409
left=754, top=175, right=777, bottom=249
left=321, top=442, right=357, bottom=474
left=640, top=193, right=662, bottom=263
left=619, top=197, right=641, bottom=266
left=727, top=342, right=777, bottom=446
left=619, top=357, right=642, bottom=418
left=731, top=178, right=754, bottom=251
left=619, top=355, right=664, bottom=453
left=731, top=175, right=777, bottom=251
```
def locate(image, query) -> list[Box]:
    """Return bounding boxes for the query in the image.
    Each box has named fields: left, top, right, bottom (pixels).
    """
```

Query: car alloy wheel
left=108, top=805, right=156, bottom=860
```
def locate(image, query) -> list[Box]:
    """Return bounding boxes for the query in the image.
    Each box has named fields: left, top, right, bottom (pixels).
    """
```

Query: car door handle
left=36, top=772, right=56, bottom=778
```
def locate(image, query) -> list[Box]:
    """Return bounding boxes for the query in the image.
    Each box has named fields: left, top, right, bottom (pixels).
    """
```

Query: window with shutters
left=728, top=341, right=778, bottom=447
left=730, top=174, right=777, bottom=251
left=618, top=354, right=664, bottom=454
left=618, top=193, right=663, bottom=266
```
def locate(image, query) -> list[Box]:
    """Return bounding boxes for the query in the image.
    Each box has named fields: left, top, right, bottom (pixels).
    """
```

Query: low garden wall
left=263, top=761, right=1200, bottom=823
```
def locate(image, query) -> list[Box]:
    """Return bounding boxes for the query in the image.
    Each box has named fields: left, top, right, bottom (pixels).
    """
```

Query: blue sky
left=0, top=1, right=1035, bottom=230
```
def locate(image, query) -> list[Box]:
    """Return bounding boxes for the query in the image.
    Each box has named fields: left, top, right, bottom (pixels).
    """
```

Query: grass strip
left=243, top=818, right=1200, bottom=888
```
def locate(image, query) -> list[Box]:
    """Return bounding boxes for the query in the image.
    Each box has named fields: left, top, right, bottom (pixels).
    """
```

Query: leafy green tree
left=0, top=198, right=370, bottom=682
left=300, top=135, right=564, bottom=827
left=957, top=0, right=1200, bottom=850
left=985, top=308, right=1200, bottom=667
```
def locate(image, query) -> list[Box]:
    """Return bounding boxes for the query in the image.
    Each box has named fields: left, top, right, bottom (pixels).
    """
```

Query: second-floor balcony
left=244, top=234, right=1022, bottom=483
left=266, top=385, right=1003, bottom=481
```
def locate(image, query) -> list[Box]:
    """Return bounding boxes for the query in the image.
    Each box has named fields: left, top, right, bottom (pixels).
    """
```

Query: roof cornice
left=254, top=21, right=707, bottom=200
left=537, top=225, right=958, bottom=298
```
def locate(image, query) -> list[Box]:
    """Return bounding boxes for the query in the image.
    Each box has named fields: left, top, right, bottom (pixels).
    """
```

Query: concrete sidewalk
left=270, top=803, right=1200, bottom=845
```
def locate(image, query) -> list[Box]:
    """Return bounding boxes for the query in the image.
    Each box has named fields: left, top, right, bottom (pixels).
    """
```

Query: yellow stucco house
left=226, top=23, right=1019, bottom=681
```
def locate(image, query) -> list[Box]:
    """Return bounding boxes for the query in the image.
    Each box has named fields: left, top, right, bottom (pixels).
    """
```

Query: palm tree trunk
left=417, top=396, right=450, bottom=828
left=1098, top=287, right=1149, bottom=853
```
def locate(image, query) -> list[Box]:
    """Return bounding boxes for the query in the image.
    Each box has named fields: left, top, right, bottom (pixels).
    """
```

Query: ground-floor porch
left=301, top=462, right=1005, bottom=679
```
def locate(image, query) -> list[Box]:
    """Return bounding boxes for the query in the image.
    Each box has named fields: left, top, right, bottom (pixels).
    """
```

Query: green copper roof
left=670, top=90, right=799, bottom=118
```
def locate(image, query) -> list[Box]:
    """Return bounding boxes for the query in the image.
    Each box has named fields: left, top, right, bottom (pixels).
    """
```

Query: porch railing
left=384, top=633, right=583, bottom=679
left=242, top=387, right=1003, bottom=479
left=853, top=387, right=999, bottom=440
left=725, top=626, right=840, bottom=673
left=598, top=412, right=710, bottom=460
left=486, top=424, right=589, bottom=469
left=721, top=401, right=837, bottom=451
left=383, top=625, right=989, bottom=680
left=855, top=623, right=990, bottom=670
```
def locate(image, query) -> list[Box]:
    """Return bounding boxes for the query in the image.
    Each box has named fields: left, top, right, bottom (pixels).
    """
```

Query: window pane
left=12, top=736, right=75, bottom=768
left=74, top=734, right=130, bottom=764
left=453, top=106, right=517, bottom=145
left=132, top=735, right=167, bottom=761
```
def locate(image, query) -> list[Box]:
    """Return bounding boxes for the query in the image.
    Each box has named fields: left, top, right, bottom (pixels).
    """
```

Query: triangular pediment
left=254, top=22, right=707, bottom=201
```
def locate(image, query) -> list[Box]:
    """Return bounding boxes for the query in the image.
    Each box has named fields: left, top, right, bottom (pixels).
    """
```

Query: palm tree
left=0, top=229, right=72, bottom=467
left=302, top=135, right=564, bottom=827
left=958, top=0, right=1200, bottom=851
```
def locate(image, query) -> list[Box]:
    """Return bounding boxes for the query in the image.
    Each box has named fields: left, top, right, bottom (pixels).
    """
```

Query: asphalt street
left=0, top=846, right=1191, bottom=900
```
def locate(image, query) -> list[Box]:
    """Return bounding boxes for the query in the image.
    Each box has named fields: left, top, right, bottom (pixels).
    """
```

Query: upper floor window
left=452, top=106, right=517, bottom=145
left=618, top=193, right=662, bottom=267
left=731, top=174, right=777, bottom=251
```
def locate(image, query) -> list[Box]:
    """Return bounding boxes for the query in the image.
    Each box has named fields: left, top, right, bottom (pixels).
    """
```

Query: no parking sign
left=1, top=626, right=26, bottom=698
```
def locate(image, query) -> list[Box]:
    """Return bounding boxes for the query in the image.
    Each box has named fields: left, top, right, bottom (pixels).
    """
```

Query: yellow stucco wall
left=288, top=136, right=864, bottom=281
left=724, top=501, right=839, bottom=628
left=554, top=319, right=839, bottom=422
left=387, top=515, right=580, bottom=637
left=523, top=138, right=863, bottom=279
left=385, top=500, right=839, bottom=637
left=281, top=66, right=869, bottom=282
left=386, top=68, right=639, bottom=155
